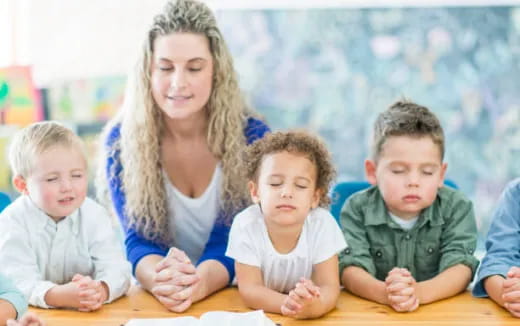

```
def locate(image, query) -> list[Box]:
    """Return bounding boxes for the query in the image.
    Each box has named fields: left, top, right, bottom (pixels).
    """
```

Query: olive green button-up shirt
left=338, top=186, right=479, bottom=282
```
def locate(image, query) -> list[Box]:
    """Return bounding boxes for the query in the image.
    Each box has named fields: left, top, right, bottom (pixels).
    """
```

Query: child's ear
left=248, top=180, right=260, bottom=204
left=438, top=162, right=448, bottom=188
left=365, top=159, right=378, bottom=186
left=13, top=175, right=29, bottom=195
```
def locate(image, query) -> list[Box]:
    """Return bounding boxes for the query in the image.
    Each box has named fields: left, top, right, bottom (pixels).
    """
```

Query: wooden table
left=29, top=286, right=518, bottom=325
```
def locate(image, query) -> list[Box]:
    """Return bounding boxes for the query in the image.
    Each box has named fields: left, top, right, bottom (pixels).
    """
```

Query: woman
left=97, top=0, right=269, bottom=312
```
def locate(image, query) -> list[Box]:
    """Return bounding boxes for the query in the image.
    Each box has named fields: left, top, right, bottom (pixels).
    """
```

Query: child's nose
left=407, top=172, right=420, bottom=187
left=60, top=179, right=73, bottom=191
left=281, top=186, right=293, bottom=198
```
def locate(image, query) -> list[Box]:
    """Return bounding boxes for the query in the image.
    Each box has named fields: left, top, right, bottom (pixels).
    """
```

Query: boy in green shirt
left=339, top=100, right=478, bottom=312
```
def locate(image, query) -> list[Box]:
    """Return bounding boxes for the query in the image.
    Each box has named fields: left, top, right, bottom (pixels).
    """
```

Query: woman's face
left=150, top=32, right=214, bottom=122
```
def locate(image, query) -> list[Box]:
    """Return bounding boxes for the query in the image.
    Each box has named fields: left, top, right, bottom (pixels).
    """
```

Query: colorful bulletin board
left=46, top=77, right=126, bottom=123
left=0, top=66, right=44, bottom=126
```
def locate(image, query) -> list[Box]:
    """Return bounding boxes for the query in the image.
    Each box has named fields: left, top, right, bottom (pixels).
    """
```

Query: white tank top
left=164, top=165, right=221, bottom=263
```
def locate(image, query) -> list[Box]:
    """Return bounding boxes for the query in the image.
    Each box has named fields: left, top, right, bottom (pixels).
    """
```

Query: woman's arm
left=191, top=260, right=229, bottom=302
left=134, top=255, right=164, bottom=292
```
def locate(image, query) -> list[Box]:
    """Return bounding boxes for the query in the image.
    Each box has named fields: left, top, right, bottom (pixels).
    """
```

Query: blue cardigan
left=104, top=117, right=269, bottom=282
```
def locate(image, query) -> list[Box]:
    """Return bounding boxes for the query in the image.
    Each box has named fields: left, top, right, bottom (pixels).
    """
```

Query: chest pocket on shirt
left=369, top=243, right=396, bottom=281
left=415, top=240, right=440, bottom=281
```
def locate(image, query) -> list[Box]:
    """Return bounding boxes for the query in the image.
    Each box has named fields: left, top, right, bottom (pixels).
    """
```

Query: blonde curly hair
left=244, top=130, right=336, bottom=207
left=96, top=0, right=258, bottom=246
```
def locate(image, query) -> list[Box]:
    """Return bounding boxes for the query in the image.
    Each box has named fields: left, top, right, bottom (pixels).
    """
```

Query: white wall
left=27, top=0, right=168, bottom=86
left=3, top=0, right=520, bottom=86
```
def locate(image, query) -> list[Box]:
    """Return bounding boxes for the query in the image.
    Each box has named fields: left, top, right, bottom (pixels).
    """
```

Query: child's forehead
left=262, top=150, right=313, bottom=165
left=379, top=135, right=442, bottom=161
left=259, top=150, right=317, bottom=176
left=34, top=144, right=87, bottom=165
left=39, top=142, right=83, bottom=154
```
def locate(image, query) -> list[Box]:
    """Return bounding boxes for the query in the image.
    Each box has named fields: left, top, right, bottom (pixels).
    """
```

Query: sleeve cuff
left=472, top=265, right=510, bottom=297
left=338, top=250, right=375, bottom=278
left=315, top=241, right=347, bottom=265
left=198, top=254, right=235, bottom=285
left=98, top=272, right=131, bottom=303
left=29, top=281, right=58, bottom=309
left=0, top=292, right=28, bottom=319
left=439, top=254, right=480, bottom=276
left=128, top=247, right=167, bottom=276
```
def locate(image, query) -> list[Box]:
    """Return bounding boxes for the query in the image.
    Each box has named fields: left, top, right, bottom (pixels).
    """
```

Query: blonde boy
left=0, top=121, right=130, bottom=311
left=339, top=101, right=478, bottom=312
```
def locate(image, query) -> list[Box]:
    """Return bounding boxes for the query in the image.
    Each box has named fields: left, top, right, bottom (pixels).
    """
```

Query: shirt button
left=405, top=234, right=411, bottom=240
left=427, top=247, right=434, bottom=254
left=376, top=251, right=382, bottom=257
left=342, top=248, right=351, bottom=255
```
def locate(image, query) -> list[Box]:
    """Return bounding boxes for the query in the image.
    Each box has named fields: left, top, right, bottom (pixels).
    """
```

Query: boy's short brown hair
left=244, top=130, right=336, bottom=207
left=372, top=100, right=445, bottom=161
left=8, top=121, right=86, bottom=178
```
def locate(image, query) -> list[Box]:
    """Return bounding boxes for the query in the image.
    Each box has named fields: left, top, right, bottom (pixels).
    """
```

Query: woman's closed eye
left=158, top=66, right=173, bottom=71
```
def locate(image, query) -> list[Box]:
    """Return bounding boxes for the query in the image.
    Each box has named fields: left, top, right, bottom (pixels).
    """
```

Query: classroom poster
left=0, top=66, right=44, bottom=126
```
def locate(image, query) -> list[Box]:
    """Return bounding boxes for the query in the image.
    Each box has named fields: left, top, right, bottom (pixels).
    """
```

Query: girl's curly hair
left=244, top=130, right=336, bottom=207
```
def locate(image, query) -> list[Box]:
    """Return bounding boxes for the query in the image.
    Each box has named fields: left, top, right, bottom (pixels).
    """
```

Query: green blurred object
left=0, top=80, right=9, bottom=109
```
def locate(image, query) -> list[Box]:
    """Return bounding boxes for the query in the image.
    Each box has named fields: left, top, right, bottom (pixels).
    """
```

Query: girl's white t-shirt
left=226, top=204, right=347, bottom=294
left=164, top=165, right=221, bottom=263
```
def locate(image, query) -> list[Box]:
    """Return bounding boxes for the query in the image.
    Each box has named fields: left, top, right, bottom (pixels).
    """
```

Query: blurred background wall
left=1, top=0, right=519, bottom=247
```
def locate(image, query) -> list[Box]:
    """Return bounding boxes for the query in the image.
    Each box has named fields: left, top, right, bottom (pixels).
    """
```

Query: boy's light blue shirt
left=0, top=272, right=28, bottom=319
left=473, top=178, right=520, bottom=297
